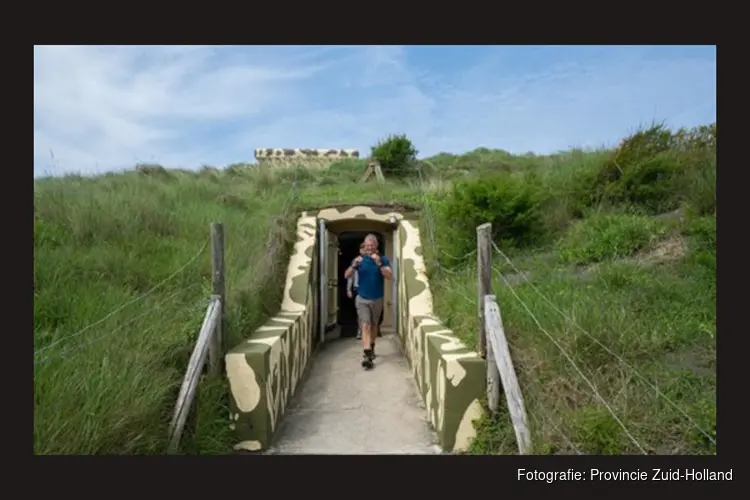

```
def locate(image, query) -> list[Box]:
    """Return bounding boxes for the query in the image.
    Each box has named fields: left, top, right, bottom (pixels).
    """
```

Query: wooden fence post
left=209, top=222, right=226, bottom=377
left=484, top=294, right=531, bottom=455
left=168, top=297, right=222, bottom=453
left=477, top=223, right=501, bottom=412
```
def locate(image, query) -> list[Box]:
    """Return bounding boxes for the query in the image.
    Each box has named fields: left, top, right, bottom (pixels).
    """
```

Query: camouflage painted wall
left=225, top=205, right=486, bottom=453
left=225, top=215, right=318, bottom=451
left=397, top=220, right=486, bottom=452
left=254, top=148, right=360, bottom=168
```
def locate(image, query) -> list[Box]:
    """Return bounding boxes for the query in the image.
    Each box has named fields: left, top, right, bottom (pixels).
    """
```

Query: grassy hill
left=33, top=123, right=715, bottom=455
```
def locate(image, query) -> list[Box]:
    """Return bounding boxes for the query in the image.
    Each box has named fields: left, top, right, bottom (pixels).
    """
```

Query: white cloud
left=34, top=45, right=716, bottom=177
left=33, top=45, right=334, bottom=174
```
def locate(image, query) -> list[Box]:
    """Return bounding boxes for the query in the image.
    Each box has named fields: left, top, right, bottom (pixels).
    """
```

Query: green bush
left=370, top=134, right=418, bottom=178
left=434, top=173, right=545, bottom=266
left=558, top=213, right=667, bottom=265
left=587, top=124, right=716, bottom=214
left=602, top=153, right=683, bottom=213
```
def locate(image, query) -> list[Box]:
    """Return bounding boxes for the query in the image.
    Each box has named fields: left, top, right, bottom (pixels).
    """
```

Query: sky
left=33, top=45, right=716, bottom=177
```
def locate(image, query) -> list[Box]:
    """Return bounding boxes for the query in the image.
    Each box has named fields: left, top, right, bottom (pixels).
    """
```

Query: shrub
left=587, top=123, right=717, bottom=214
left=602, top=153, right=683, bottom=213
left=434, top=173, right=545, bottom=266
left=370, top=134, right=418, bottom=178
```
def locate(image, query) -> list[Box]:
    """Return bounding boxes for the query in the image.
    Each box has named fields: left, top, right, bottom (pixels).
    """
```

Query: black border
left=29, top=4, right=720, bottom=44
left=28, top=11, right=729, bottom=497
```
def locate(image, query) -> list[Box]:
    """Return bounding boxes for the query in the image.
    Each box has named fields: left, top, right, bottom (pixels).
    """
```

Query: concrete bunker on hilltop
left=254, top=148, right=360, bottom=168
left=225, top=204, right=486, bottom=453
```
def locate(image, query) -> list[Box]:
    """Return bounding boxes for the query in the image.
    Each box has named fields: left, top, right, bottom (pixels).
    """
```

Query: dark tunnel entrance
left=337, top=230, right=385, bottom=338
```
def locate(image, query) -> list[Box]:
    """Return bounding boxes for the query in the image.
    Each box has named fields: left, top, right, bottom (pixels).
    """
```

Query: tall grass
left=422, top=123, right=716, bottom=454
left=33, top=161, right=422, bottom=454
left=34, top=122, right=715, bottom=455
left=34, top=167, right=297, bottom=454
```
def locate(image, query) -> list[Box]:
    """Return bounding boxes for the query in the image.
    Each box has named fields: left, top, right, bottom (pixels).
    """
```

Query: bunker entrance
left=337, top=230, right=385, bottom=338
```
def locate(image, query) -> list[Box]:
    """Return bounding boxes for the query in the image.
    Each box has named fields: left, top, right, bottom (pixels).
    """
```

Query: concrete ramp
left=266, top=333, right=441, bottom=454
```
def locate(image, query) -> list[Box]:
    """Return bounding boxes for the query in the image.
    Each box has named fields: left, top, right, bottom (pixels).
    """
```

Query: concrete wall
left=396, top=219, right=485, bottom=452
left=225, top=215, right=318, bottom=451
left=225, top=205, right=486, bottom=452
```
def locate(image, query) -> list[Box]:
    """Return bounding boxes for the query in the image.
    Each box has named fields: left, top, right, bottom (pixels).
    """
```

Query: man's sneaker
left=361, top=353, right=373, bottom=369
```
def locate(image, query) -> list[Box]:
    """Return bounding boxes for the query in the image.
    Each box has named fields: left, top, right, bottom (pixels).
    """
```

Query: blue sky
left=33, top=45, right=716, bottom=177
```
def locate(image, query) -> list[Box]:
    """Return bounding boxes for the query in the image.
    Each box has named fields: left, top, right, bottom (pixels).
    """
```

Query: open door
left=392, top=226, right=399, bottom=332
left=318, top=219, right=327, bottom=345
left=326, top=231, right=339, bottom=327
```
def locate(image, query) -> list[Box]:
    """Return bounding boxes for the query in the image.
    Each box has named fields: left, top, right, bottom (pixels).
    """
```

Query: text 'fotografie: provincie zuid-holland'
left=518, top=468, right=732, bottom=482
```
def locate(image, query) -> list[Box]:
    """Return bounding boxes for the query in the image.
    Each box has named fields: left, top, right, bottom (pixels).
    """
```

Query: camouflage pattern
left=226, top=215, right=318, bottom=452
left=226, top=205, right=485, bottom=453
left=254, top=148, right=360, bottom=168
left=396, top=220, right=485, bottom=452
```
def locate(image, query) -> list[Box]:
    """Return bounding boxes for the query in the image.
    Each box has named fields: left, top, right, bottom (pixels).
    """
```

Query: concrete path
left=266, top=333, right=442, bottom=454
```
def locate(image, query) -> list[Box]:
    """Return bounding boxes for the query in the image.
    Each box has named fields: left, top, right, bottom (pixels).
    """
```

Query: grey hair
left=364, top=233, right=379, bottom=247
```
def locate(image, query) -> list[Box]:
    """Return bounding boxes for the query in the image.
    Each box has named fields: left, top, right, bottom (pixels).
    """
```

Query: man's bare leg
left=361, top=322, right=372, bottom=350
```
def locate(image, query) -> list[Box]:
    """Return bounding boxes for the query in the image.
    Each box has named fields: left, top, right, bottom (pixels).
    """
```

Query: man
left=346, top=242, right=367, bottom=339
left=344, top=233, right=393, bottom=369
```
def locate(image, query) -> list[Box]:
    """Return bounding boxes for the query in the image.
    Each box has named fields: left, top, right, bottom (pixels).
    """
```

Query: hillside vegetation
left=33, top=124, right=715, bottom=455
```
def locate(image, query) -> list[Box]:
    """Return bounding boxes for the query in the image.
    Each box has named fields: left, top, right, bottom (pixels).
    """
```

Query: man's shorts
left=355, top=295, right=384, bottom=325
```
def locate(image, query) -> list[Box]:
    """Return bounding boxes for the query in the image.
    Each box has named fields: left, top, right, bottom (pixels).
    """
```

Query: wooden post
left=168, top=297, right=222, bottom=453
left=373, top=162, right=385, bottom=183
left=477, top=222, right=500, bottom=412
left=359, top=159, right=386, bottom=184
left=209, top=223, right=226, bottom=377
left=484, top=294, right=531, bottom=454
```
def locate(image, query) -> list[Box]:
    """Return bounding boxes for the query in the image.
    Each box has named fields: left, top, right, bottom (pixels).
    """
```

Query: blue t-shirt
left=356, top=255, right=390, bottom=300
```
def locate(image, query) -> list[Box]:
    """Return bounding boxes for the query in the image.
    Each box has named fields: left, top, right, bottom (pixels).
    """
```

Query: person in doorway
left=345, top=233, right=392, bottom=369
left=346, top=242, right=367, bottom=339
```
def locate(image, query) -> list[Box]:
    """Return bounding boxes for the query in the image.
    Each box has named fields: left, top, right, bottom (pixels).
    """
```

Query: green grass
left=424, top=123, right=716, bottom=455
left=557, top=212, right=674, bottom=265
left=34, top=123, right=716, bottom=455
left=33, top=161, right=419, bottom=454
left=431, top=241, right=715, bottom=454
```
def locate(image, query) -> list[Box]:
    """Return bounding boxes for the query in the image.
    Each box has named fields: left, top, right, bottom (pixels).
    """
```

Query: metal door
left=318, top=219, right=327, bottom=344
